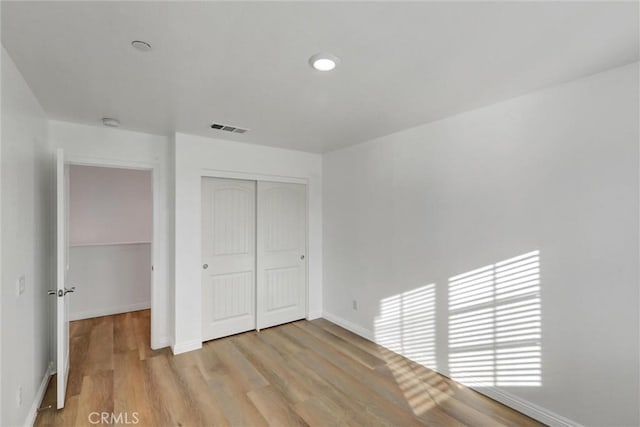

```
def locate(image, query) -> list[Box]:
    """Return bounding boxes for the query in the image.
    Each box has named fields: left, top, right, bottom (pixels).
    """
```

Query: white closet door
left=257, top=181, right=307, bottom=329
left=201, top=178, right=256, bottom=341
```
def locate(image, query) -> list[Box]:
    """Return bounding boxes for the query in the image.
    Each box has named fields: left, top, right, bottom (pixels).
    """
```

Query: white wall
left=322, top=62, right=639, bottom=426
left=68, top=165, right=152, bottom=320
left=1, top=47, right=52, bottom=426
left=173, top=133, right=322, bottom=353
left=69, top=165, right=152, bottom=245
left=48, top=120, right=172, bottom=349
left=68, top=244, right=151, bottom=320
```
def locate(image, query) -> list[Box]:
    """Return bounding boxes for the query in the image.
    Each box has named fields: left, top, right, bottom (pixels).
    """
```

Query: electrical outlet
left=352, top=299, right=358, bottom=311
left=17, top=275, right=25, bottom=296
left=16, top=386, right=22, bottom=407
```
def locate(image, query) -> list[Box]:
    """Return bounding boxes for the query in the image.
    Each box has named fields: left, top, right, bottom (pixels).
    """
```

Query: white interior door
left=56, top=149, right=71, bottom=409
left=257, top=181, right=307, bottom=329
left=201, top=178, right=256, bottom=341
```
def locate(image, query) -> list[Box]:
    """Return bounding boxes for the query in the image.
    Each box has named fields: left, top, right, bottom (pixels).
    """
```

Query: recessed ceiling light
left=309, top=53, right=340, bottom=71
left=102, top=118, right=120, bottom=127
left=131, top=40, right=152, bottom=52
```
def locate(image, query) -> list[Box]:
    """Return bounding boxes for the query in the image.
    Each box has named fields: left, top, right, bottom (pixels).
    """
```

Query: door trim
left=201, top=168, right=307, bottom=185
left=199, top=168, right=310, bottom=335
left=64, top=155, right=163, bottom=349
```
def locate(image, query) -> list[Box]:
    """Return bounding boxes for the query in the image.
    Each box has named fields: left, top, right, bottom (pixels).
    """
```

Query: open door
left=56, top=148, right=73, bottom=409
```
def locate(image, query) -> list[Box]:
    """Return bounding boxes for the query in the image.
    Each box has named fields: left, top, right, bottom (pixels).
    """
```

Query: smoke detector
left=131, top=40, right=152, bottom=52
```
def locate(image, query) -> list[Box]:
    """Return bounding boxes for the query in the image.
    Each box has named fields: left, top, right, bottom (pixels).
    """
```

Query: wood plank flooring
left=35, top=310, right=543, bottom=426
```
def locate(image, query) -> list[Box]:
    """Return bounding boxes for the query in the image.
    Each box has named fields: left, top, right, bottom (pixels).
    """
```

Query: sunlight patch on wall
left=448, top=250, right=541, bottom=387
left=374, top=284, right=437, bottom=370
left=373, top=283, right=439, bottom=417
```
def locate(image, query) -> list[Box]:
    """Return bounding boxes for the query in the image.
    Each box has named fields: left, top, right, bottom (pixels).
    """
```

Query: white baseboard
left=307, top=310, right=323, bottom=320
left=322, top=311, right=374, bottom=340
left=69, top=302, right=150, bottom=321
left=24, top=361, right=54, bottom=427
left=171, top=339, right=202, bottom=355
left=321, top=311, right=580, bottom=427
left=476, top=386, right=581, bottom=427
left=151, top=336, right=171, bottom=350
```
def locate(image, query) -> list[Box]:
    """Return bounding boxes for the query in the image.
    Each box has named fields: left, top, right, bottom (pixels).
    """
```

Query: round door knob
left=203, top=264, right=208, bottom=269
left=300, top=255, right=305, bottom=260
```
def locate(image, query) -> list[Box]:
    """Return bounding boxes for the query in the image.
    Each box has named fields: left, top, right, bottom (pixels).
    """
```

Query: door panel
left=257, top=182, right=307, bottom=329
left=201, top=178, right=256, bottom=341
left=56, top=149, right=70, bottom=409
left=265, top=267, right=300, bottom=311
left=210, top=271, right=253, bottom=320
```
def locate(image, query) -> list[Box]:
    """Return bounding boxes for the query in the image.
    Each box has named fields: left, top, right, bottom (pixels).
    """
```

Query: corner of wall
left=23, top=362, right=54, bottom=427
left=0, top=46, right=4, bottom=427
left=171, top=339, right=202, bottom=356
left=168, top=132, right=177, bottom=351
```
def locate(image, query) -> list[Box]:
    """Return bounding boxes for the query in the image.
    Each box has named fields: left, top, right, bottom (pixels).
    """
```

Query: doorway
left=67, top=165, right=153, bottom=324
left=53, top=153, right=161, bottom=410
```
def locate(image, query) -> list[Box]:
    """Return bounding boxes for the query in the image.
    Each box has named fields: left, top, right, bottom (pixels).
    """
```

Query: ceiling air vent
left=210, top=122, right=250, bottom=134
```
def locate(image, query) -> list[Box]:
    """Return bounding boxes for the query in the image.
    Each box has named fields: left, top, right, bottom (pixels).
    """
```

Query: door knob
left=300, top=255, right=305, bottom=260
left=48, top=287, right=74, bottom=297
left=203, top=264, right=209, bottom=270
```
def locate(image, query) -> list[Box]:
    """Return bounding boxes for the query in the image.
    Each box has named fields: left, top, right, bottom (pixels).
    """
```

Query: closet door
left=201, top=178, right=256, bottom=341
left=257, top=181, right=307, bottom=329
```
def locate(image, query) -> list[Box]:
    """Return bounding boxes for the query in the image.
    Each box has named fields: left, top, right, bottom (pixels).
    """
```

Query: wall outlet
left=16, top=385, right=22, bottom=407
left=352, top=299, right=358, bottom=311
left=17, top=275, right=25, bottom=296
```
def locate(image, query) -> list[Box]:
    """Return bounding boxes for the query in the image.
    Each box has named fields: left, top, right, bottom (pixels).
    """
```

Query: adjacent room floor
left=35, top=310, right=542, bottom=426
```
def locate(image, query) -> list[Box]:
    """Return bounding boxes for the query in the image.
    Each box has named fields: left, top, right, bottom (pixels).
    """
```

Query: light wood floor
left=35, top=310, right=542, bottom=426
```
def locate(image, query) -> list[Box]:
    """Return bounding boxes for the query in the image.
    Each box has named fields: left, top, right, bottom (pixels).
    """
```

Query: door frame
left=65, top=154, right=162, bottom=349
left=200, top=168, right=310, bottom=335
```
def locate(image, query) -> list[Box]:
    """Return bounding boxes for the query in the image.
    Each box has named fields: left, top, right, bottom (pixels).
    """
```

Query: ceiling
left=2, top=1, right=638, bottom=153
